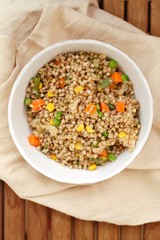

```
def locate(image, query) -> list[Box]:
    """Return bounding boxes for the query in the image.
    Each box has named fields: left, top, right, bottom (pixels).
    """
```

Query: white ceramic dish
left=8, top=39, right=153, bottom=184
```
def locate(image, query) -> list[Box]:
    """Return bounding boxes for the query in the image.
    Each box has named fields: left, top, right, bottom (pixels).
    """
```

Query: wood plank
left=121, top=225, right=142, bottom=240
left=4, top=184, right=25, bottom=240
left=98, top=222, right=119, bottom=240
left=27, top=201, right=48, bottom=240
left=151, top=0, right=160, bottom=36
left=73, top=218, right=95, bottom=240
left=127, top=0, right=148, bottom=32
left=144, top=222, right=160, bottom=240
left=103, top=0, right=125, bottom=19
left=51, top=210, right=71, bottom=240
left=0, top=181, right=3, bottom=240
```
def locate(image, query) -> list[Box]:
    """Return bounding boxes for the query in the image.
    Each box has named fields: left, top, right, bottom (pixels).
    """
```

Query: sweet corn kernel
left=76, top=124, right=84, bottom=132
left=75, top=142, right=82, bottom=150
left=74, top=86, right=84, bottom=94
left=47, top=91, right=54, bottom=97
left=118, top=131, right=126, bottom=138
left=49, top=119, right=54, bottom=125
left=39, top=82, right=42, bottom=89
left=51, top=155, right=57, bottom=160
left=46, top=103, right=55, bottom=112
left=88, top=163, right=97, bottom=171
left=86, top=125, right=94, bottom=133
left=101, top=156, right=108, bottom=161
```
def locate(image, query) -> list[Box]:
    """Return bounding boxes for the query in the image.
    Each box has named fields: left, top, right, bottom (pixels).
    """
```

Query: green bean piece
left=99, top=78, right=110, bottom=89
left=108, top=153, right=117, bottom=161
left=90, top=142, right=99, bottom=148
left=108, top=103, right=115, bottom=110
left=91, top=158, right=102, bottom=165
left=122, top=74, right=129, bottom=83
left=32, top=77, right=40, bottom=90
left=102, top=131, right=108, bottom=137
left=109, top=145, right=114, bottom=151
left=93, top=59, right=100, bottom=68
left=109, top=59, right=118, bottom=68
left=137, top=119, right=141, bottom=125
left=32, top=77, right=41, bottom=97
left=44, top=144, right=49, bottom=149
left=53, top=118, right=61, bottom=127
left=96, top=104, right=100, bottom=111
left=98, top=111, right=104, bottom=119
left=55, top=111, right=63, bottom=120
left=35, top=91, right=40, bottom=98
left=66, top=76, right=72, bottom=81
left=24, top=98, right=32, bottom=106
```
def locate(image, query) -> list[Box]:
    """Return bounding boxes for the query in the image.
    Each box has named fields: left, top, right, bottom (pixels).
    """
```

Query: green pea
left=24, top=98, right=32, bottom=106
left=109, top=59, right=118, bottom=68
left=55, top=111, right=63, bottom=120
left=122, top=74, right=129, bottom=83
left=108, top=153, right=117, bottom=161
left=96, top=104, right=100, bottom=111
left=99, top=78, right=110, bottom=89
left=108, top=103, right=115, bottom=110
left=98, top=111, right=104, bottom=119
left=93, top=59, right=100, bottom=68
left=102, top=131, right=108, bottom=137
left=53, top=118, right=61, bottom=127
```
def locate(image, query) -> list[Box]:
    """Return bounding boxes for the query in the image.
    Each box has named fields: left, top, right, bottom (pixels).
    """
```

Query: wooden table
left=1, top=0, right=160, bottom=239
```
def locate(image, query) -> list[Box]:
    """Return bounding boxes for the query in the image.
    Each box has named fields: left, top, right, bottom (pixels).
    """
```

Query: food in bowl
left=24, top=51, right=141, bottom=170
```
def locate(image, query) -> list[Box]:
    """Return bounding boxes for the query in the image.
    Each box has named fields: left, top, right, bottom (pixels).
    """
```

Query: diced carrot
left=85, top=103, right=96, bottom=115
left=99, top=149, right=107, bottom=157
left=59, top=78, right=66, bottom=88
left=100, top=102, right=110, bottom=112
left=111, top=72, right=122, bottom=83
left=116, top=102, right=125, bottom=112
left=31, top=98, right=45, bottom=111
left=28, top=135, right=40, bottom=147
left=109, top=82, right=116, bottom=89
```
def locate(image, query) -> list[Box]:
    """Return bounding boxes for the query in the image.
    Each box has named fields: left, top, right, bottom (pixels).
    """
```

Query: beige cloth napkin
left=0, top=0, right=160, bottom=225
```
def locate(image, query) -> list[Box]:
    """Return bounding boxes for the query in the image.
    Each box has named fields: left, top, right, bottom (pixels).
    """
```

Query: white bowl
left=8, top=40, right=153, bottom=184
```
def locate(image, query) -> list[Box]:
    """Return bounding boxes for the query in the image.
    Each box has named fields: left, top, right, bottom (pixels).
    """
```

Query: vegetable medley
left=24, top=51, right=140, bottom=170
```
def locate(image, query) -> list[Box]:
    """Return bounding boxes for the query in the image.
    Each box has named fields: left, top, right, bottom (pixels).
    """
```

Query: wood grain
left=51, top=210, right=71, bottom=240
left=127, top=0, right=148, bottom=32
left=73, top=218, right=95, bottom=240
left=0, top=181, right=3, bottom=240
left=144, top=222, right=160, bottom=240
left=98, top=222, right=119, bottom=240
left=4, top=184, right=25, bottom=240
left=151, top=0, right=160, bottom=36
left=121, top=225, right=142, bottom=240
left=103, top=0, right=125, bottom=19
left=27, top=201, right=48, bottom=240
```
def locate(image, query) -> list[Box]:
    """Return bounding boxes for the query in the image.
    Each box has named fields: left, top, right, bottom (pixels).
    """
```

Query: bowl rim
left=8, top=39, right=153, bottom=184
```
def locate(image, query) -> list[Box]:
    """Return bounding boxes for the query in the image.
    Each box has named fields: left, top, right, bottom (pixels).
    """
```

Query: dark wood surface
left=1, top=0, right=160, bottom=239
